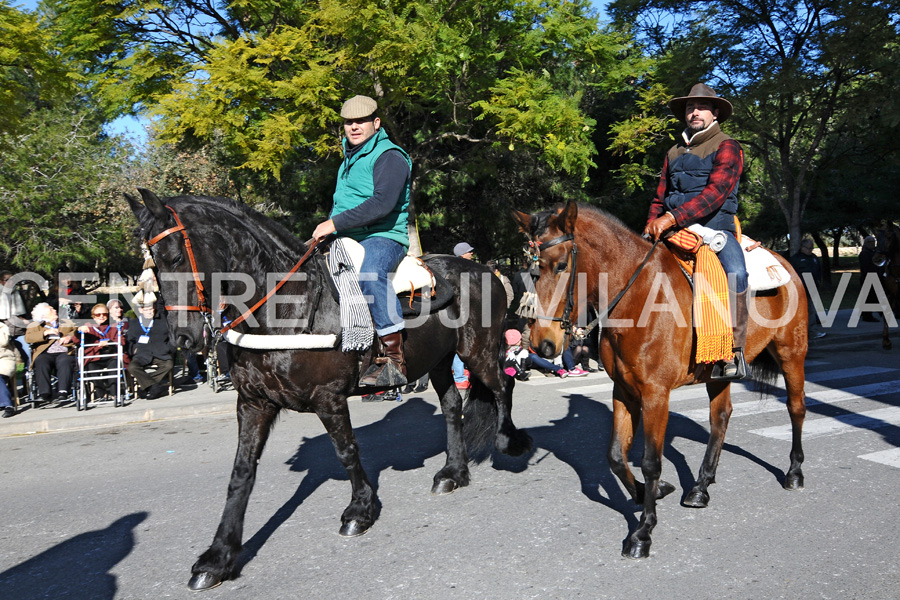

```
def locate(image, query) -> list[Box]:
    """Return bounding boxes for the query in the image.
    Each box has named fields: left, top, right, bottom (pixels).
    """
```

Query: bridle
left=145, top=206, right=210, bottom=316
left=525, top=233, right=578, bottom=334
left=525, top=230, right=660, bottom=336
left=143, top=205, right=322, bottom=336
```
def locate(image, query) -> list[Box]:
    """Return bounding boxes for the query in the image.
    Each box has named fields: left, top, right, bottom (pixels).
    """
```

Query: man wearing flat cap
left=643, top=83, right=749, bottom=380
left=312, top=94, right=413, bottom=386
left=453, top=242, right=474, bottom=259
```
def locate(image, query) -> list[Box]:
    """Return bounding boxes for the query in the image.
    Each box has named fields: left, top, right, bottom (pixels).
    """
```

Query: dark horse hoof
left=682, top=489, right=710, bottom=508
left=339, top=519, right=371, bottom=537
left=784, top=472, right=805, bottom=490
left=502, top=430, right=534, bottom=457
left=657, top=480, right=676, bottom=500
left=622, top=538, right=651, bottom=559
left=431, top=478, right=459, bottom=495
left=188, top=572, right=223, bottom=591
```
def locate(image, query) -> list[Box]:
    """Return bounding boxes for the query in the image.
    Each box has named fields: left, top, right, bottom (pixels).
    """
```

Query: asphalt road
left=1, top=340, right=898, bottom=600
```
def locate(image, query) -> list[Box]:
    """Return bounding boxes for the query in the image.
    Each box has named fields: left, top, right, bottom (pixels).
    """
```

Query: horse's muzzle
left=538, top=339, right=557, bottom=359
left=178, top=333, right=204, bottom=354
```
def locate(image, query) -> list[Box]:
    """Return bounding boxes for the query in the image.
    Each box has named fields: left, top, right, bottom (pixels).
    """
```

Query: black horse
left=126, top=189, right=532, bottom=590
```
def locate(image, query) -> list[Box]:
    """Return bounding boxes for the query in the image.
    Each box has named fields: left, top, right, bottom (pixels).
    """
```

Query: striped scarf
left=667, top=229, right=734, bottom=363
left=327, top=238, right=374, bottom=352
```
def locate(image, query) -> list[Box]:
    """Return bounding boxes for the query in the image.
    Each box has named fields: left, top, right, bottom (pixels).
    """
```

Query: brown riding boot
left=359, top=332, right=408, bottom=387
left=713, top=289, right=749, bottom=381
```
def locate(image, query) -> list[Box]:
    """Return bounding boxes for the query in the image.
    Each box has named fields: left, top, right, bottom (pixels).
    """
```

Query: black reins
left=528, top=232, right=660, bottom=336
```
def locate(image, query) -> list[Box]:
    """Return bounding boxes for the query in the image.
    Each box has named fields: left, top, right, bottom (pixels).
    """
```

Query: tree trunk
left=812, top=232, right=832, bottom=289
left=831, top=226, right=843, bottom=269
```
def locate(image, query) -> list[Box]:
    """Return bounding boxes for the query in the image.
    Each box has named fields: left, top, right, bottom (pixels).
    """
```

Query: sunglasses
left=93, top=312, right=109, bottom=317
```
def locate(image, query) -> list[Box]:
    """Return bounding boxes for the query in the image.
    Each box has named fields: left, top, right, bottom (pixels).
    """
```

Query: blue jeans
left=15, top=335, right=30, bottom=367
left=562, top=348, right=576, bottom=370
left=359, top=236, right=406, bottom=336
left=0, top=374, right=11, bottom=408
left=528, top=351, right=562, bottom=374
left=717, top=231, right=748, bottom=294
left=452, top=355, right=466, bottom=383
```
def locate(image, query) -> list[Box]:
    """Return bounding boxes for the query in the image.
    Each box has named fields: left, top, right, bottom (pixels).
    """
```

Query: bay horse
left=873, top=222, right=900, bottom=350
left=125, top=189, right=532, bottom=590
left=513, top=201, right=807, bottom=558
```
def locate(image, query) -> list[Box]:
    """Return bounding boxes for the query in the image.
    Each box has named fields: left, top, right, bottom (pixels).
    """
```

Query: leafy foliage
left=609, top=0, right=900, bottom=253
left=0, top=104, right=141, bottom=275
left=0, top=1, right=76, bottom=141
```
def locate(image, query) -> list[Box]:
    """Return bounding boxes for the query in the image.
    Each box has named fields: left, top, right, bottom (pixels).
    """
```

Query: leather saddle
left=323, top=238, right=453, bottom=317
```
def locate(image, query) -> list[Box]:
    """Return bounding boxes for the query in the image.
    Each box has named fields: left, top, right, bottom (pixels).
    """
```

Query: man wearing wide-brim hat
left=311, top=94, right=413, bottom=387
left=643, top=82, right=749, bottom=381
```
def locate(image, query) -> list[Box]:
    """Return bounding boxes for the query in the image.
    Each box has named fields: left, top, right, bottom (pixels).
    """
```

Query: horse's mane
left=165, top=194, right=308, bottom=264
left=531, top=202, right=644, bottom=243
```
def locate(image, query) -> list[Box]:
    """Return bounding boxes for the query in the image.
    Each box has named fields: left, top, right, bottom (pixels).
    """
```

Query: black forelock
left=530, top=204, right=569, bottom=238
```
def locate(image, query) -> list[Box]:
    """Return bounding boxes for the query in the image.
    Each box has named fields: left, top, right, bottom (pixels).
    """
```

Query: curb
left=0, top=396, right=236, bottom=438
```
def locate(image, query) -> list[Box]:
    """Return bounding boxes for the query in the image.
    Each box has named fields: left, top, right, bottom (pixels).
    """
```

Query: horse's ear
left=137, top=188, right=169, bottom=221
left=511, top=209, right=533, bottom=234
left=559, top=201, right=578, bottom=234
left=124, top=192, right=143, bottom=217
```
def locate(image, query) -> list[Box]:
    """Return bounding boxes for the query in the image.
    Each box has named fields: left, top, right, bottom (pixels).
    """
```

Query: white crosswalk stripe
left=750, top=407, right=900, bottom=441
left=677, top=380, right=900, bottom=422
left=859, top=448, right=900, bottom=468
left=517, top=360, right=900, bottom=467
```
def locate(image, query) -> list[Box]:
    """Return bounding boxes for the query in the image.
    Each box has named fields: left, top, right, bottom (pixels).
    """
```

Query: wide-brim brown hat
left=340, top=95, right=378, bottom=119
left=669, top=83, right=733, bottom=123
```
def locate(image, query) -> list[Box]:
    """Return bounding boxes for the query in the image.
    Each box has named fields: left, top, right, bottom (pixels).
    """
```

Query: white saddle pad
left=742, top=236, right=791, bottom=292
left=338, top=237, right=435, bottom=294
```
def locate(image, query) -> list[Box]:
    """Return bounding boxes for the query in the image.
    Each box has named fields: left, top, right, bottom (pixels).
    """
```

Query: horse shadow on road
left=236, top=396, right=528, bottom=575
left=505, top=393, right=786, bottom=534
left=0, top=512, right=147, bottom=600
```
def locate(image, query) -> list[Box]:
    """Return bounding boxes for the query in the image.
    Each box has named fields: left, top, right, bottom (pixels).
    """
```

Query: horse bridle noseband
left=145, top=206, right=210, bottom=316
left=144, top=205, right=321, bottom=336
left=527, top=231, right=660, bottom=336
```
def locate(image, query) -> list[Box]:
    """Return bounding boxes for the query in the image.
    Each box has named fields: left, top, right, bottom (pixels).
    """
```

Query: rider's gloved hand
left=643, top=212, right=677, bottom=241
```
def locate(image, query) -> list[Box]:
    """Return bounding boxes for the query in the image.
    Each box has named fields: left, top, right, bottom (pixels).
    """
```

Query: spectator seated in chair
left=78, top=303, right=126, bottom=402
left=25, top=303, right=78, bottom=405
left=125, top=292, right=175, bottom=400
left=1, top=321, right=18, bottom=417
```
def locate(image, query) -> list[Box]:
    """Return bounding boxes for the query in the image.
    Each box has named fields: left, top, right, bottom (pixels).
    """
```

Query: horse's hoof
left=339, top=519, right=370, bottom=537
left=784, top=473, right=805, bottom=490
left=682, top=489, right=710, bottom=508
left=498, top=430, right=534, bottom=457
left=431, top=478, right=459, bottom=495
left=622, top=538, right=651, bottom=559
left=188, top=572, right=223, bottom=591
left=657, top=480, right=676, bottom=500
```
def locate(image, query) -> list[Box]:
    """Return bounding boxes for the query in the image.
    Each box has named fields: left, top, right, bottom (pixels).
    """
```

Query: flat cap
left=340, top=95, right=378, bottom=119
left=453, top=242, right=474, bottom=256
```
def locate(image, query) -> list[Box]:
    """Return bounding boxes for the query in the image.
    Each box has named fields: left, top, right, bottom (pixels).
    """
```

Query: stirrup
left=710, top=349, right=748, bottom=381
left=359, top=359, right=408, bottom=387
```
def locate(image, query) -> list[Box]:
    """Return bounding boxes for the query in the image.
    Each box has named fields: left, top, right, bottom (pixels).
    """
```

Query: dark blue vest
left=663, top=124, right=739, bottom=232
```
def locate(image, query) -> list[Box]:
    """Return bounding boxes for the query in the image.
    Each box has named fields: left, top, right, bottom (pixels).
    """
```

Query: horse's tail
left=748, top=348, right=782, bottom=398
left=461, top=376, right=501, bottom=462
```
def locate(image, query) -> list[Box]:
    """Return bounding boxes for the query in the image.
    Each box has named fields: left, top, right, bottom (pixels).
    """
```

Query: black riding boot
left=712, top=289, right=749, bottom=381
left=359, top=332, right=408, bottom=387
